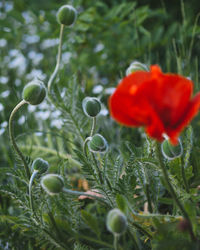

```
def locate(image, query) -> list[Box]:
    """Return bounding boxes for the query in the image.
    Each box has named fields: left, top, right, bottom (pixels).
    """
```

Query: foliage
left=1, top=0, right=200, bottom=249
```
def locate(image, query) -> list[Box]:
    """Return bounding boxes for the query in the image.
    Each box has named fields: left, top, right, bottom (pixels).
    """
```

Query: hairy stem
left=9, top=100, right=30, bottom=179
left=29, top=170, right=38, bottom=213
left=155, top=142, right=196, bottom=241
left=90, top=117, right=96, bottom=137
left=114, top=234, right=119, bottom=250
left=48, top=24, right=64, bottom=94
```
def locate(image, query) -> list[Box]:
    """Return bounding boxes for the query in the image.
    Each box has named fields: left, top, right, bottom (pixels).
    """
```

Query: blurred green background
left=0, top=0, right=200, bottom=248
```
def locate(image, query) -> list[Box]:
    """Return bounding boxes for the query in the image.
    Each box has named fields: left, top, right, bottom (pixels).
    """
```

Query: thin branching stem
left=9, top=100, right=30, bottom=179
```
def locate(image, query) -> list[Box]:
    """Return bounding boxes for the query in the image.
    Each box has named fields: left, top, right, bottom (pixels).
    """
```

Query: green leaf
left=81, top=210, right=100, bottom=238
left=116, top=194, right=128, bottom=215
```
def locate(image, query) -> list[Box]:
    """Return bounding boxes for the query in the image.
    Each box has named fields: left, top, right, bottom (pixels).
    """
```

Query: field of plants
left=1, top=0, right=200, bottom=249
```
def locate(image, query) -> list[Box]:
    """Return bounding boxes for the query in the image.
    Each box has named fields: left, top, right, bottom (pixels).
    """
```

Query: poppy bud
left=177, top=218, right=190, bottom=232
left=106, top=208, right=127, bottom=235
left=41, top=174, right=64, bottom=195
left=82, top=97, right=101, bottom=117
left=22, top=79, right=46, bottom=105
left=57, top=5, right=77, bottom=26
left=126, top=61, right=148, bottom=76
left=31, top=158, right=49, bottom=174
left=161, top=139, right=183, bottom=160
left=88, top=134, right=108, bottom=153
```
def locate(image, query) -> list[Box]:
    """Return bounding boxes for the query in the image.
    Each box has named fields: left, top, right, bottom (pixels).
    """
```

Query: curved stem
left=90, top=117, right=96, bottom=137
left=155, top=142, right=196, bottom=241
left=62, top=187, right=106, bottom=203
left=83, top=137, right=91, bottom=157
left=48, top=24, right=64, bottom=94
left=9, top=100, right=30, bottom=179
left=29, top=170, right=38, bottom=213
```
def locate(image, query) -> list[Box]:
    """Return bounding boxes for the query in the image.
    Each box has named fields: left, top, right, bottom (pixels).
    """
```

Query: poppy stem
left=9, top=100, right=30, bottom=179
left=47, top=24, right=64, bottom=95
left=90, top=117, right=96, bottom=137
left=29, top=170, right=38, bottom=214
left=155, top=142, right=196, bottom=241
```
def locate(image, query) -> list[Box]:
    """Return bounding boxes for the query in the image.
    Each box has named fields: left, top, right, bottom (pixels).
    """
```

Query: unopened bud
left=32, top=158, right=49, bottom=174
left=106, top=208, right=127, bottom=235
left=22, top=79, right=46, bottom=105
left=89, top=134, right=108, bottom=153
left=41, top=174, right=64, bottom=195
left=161, top=139, right=183, bottom=160
left=57, top=5, right=77, bottom=26
left=82, top=97, right=101, bottom=117
left=126, top=61, right=148, bottom=76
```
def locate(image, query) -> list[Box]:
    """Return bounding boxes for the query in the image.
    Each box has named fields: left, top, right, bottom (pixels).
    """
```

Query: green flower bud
left=126, top=61, right=148, bottom=76
left=106, top=208, right=127, bottom=235
left=82, top=97, right=101, bottom=117
left=161, top=139, right=183, bottom=160
left=22, top=79, right=46, bottom=105
left=88, top=134, right=108, bottom=153
left=31, top=158, right=49, bottom=174
left=57, top=5, right=77, bottom=26
left=41, top=174, right=64, bottom=195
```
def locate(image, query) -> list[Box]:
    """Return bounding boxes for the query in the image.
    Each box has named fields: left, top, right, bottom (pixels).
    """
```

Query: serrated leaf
left=81, top=210, right=100, bottom=238
left=116, top=194, right=128, bottom=215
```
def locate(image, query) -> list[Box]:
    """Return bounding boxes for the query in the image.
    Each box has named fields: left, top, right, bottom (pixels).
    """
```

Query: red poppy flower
left=109, top=65, right=200, bottom=144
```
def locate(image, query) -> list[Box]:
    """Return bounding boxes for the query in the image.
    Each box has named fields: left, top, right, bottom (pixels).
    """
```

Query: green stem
left=91, top=152, right=103, bottom=184
left=29, top=170, right=38, bottom=213
left=48, top=24, right=64, bottom=94
left=180, top=158, right=189, bottom=193
left=155, top=142, right=196, bottom=241
left=90, top=117, right=96, bottom=137
left=83, top=137, right=91, bottom=157
left=144, top=183, right=153, bottom=213
left=63, top=187, right=106, bottom=203
left=9, top=100, right=30, bottom=179
left=114, top=234, right=119, bottom=250
left=144, top=168, right=153, bottom=213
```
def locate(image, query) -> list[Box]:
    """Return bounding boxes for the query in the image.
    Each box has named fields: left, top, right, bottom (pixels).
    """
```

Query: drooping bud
left=82, top=97, right=101, bottom=117
left=106, top=208, right=127, bottom=235
left=161, top=139, right=183, bottom=160
left=31, top=158, right=49, bottom=174
left=41, top=174, right=64, bottom=195
left=126, top=61, right=148, bottom=76
left=57, top=5, right=77, bottom=26
left=22, top=78, right=46, bottom=105
left=88, top=134, right=108, bottom=153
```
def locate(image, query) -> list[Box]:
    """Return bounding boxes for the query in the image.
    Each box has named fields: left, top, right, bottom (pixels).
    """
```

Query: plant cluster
left=1, top=1, right=200, bottom=250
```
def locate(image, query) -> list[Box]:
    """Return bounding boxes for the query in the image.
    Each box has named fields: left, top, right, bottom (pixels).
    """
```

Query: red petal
left=167, top=92, right=200, bottom=144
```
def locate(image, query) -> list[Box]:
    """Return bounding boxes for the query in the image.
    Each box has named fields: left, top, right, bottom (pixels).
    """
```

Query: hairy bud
left=22, top=79, right=46, bottom=105
left=161, top=139, right=183, bottom=160
left=82, top=97, right=101, bottom=117
left=106, top=208, right=127, bottom=235
left=126, top=61, right=148, bottom=76
left=89, top=134, right=108, bottom=153
left=31, top=158, right=49, bottom=174
left=57, top=5, right=77, bottom=26
left=41, top=174, right=64, bottom=195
